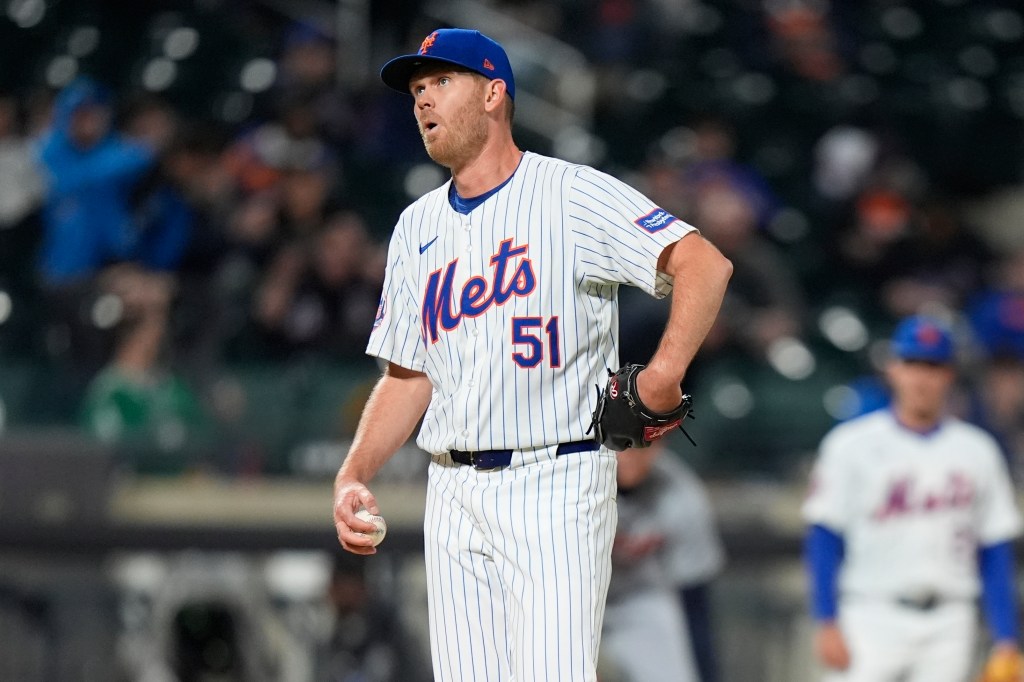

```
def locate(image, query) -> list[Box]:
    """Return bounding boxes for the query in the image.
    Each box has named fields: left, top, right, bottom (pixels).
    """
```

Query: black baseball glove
left=587, top=363, right=695, bottom=451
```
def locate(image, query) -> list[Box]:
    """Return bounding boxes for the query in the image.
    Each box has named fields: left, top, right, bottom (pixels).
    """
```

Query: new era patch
left=634, top=208, right=678, bottom=233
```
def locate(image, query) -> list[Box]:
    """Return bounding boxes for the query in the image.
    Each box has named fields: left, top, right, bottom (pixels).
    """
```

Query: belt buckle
left=898, top=593, right=939, bottom=610
left=471, top=452, right=503, bottom=470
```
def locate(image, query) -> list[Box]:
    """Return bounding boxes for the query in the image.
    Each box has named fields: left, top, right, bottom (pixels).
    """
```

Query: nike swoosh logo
left=419, top=236, right=439, bottom=254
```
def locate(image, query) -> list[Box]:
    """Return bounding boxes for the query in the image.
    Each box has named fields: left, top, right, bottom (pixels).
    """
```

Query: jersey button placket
left=453, top=214, right=474, bottom=449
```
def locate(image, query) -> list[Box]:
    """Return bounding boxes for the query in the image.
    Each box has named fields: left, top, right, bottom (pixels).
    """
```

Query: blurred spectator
left=880, top=197, right=993, bottom=319
left=223, top=97, right=340, bottom=198
left=763, top=3, right=845, bottom=82
left=690, top=176, right=805, bottom=361
left=625, top=118, right=793, bottom=370
left=78, top=263, right=211, bottom=466
left=154, top=123, right=237, bottom=383
left=967, top=250, right=1024, bottom=476
left=601, top=440, right=725, bottom=682
left=252, top=210, right=385, bottom=359
left=829, top=188, right=993, bottom=322
left=969, top=354, right=1024, bottom=480
left=643, top=117, right=778, bottom=231
left=34, top=77, right=170, bottom=411
left=812, top=125, right=879, bottom=204
left=36, top=77, right=158, bottom=288
left=0, top=91, right=46, bottom=356
left=0, top=92, right=44, bottom=230
left=968, top=250, right=1024, bottom=361
left=275, top=23, right=358, bottom=148
left=828, top=186, right=913, bottom=303
left=317, top=554, right=429, bottom=682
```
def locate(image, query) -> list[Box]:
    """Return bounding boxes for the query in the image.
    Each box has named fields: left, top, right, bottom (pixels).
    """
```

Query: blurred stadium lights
left=767, top=337, right=816, bottom=380
left=552, top=125, right=606, bottom=166
left=822, top=384, right=860, bottom=421
left=163, top=27, right=200, bottom=61
left=625, top=69, right=668, bottom=104
left=91, top=293, right=124, bottom=331
left=819, top=306, right=869, bottom=352
left=215, top=92, right=253, bottom=124
left=753, top=142, right=797, bottom=180
left=731, top=72, right=776, bottom=105
left=142, top=57, right=177, bottom=92
left=957, top=45, right=998, bottom=77
left=335, top=0, right=372, bottom=87
left=403, top=163, right=446, bottom=200
left=0, top=290, right=11, bottom=325
left=45, top=54, right=77, bottom=88
left=262, top=551, right=332, bottom=602
left=711, top=377, right=754, bottom=420
left=767, top=208, right=809, bottom=244
left=700, top=47, right=742, bottom=79
left=67, top=25, right=100, bottom=58
left=1007, top=76, right=1024, bottom=118
left=6, top=0, right=45, bottom=28
left=943, top=77, right=989, bottom=111
left=867, top=337, right=892, bottom=371
left=985, top=9, right=1023, bottom=41
left=678, top=3, right=723, bottom=35
left=880, top=6, right=924, bottom=40
left=239, top=58, right=276, bottom=93
left=838, top=74, right=880, bottom=106
left=858, top=43, right=899, bottom=75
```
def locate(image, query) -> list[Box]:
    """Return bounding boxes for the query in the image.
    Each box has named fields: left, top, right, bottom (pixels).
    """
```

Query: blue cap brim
left=380, top=54, right=470, bottom=94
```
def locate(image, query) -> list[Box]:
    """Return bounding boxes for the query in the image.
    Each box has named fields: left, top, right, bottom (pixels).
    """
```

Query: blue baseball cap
left=890, top=315, right=955, bottom=363
left=380, top=28, right=515, bottom=100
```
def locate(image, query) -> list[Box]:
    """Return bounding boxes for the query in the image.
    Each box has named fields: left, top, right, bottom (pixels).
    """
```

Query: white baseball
left=355, top=509, right=387, bottom=547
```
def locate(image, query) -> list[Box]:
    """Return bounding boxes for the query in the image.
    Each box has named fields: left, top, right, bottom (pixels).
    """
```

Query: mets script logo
left=915, top=323, right=943, bottom=349
left=421, top=238, right=536, bottom=344
left=418, top=31, right=438, bottom=55
left=872, top=471, right=974, bottom=521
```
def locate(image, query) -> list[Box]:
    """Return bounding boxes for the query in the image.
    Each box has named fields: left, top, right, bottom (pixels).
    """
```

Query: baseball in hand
left=355, top=509, right=387, bottom=547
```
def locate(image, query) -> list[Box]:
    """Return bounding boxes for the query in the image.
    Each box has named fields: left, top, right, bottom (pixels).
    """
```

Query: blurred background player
left=600, top=437, right=726, bottom=682
left=802, top=314, right=1023, bottom=682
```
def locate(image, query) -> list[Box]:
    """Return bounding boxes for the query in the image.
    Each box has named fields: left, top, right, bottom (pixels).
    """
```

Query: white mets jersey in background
left=802, top=409, right=1023, bottom=600
left=367, top=151, right=696, bottom=453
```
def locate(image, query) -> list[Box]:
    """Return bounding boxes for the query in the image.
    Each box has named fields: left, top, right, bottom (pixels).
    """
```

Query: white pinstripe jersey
left=803, top=409, right=1023, bottom=599
left=368, top=151, right=696, bottom=454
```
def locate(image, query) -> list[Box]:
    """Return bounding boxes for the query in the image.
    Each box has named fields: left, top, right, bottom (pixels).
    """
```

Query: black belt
left=449, top=440, right=599, bottom=469
left=896, top=593, right=942, bottom=611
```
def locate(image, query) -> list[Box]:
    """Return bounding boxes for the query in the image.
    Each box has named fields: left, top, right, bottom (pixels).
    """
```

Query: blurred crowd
left=0, top=0, right=1023, bottom=481
left=0, top=3, right=1023, bottom=681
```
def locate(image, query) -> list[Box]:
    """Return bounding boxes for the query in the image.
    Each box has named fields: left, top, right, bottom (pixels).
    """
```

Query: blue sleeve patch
left=372, top=295, right=387, bottom=330
left=634, top=208, right=678, bottom=233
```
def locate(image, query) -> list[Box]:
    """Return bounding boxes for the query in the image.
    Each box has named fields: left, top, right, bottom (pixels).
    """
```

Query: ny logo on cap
left=916, top=324, right=942, bottom=347
left=419, top=31, right=438, bottom=55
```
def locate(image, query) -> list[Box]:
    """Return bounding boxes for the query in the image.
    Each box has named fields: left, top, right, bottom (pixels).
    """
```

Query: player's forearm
left=647, top=234, right=732, bottom=383
left=335, top=363, right=432, bottom=487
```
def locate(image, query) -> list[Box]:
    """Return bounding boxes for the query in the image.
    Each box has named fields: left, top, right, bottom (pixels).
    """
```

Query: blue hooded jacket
left=36, top=77, right=157, bottom=285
